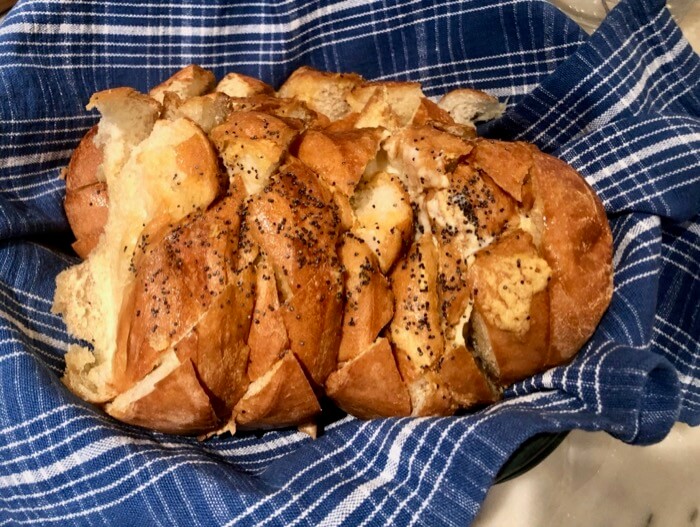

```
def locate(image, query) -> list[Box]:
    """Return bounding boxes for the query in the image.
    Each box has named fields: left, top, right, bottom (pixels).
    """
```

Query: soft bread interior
left=277, top=66, right=363, bottom=121
left=437, top=88, right=506, bottom=126
left=87, top=88, right=161, bottom=183
left=351, top=171, right=413, bottom=273
left=54, top=117, right=222, bottom=403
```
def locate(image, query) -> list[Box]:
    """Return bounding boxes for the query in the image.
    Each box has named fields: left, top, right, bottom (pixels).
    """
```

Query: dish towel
left=0, top=0, right=698, bottom=525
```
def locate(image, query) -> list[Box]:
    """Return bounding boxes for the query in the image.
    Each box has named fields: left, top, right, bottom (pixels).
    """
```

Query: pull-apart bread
left=55, top=65, right=613, bottom=436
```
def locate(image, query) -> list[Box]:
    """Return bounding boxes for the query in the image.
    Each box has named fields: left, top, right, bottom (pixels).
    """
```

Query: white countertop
left=474, top=423, right=700, bottom=526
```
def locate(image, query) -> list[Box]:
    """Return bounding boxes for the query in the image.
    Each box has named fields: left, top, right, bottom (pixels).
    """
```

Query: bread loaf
left=54, top=65, right=613, bottom=435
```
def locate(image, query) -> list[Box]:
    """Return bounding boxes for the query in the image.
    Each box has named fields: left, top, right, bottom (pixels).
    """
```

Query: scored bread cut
left=56, top=65, right=613, bottom=435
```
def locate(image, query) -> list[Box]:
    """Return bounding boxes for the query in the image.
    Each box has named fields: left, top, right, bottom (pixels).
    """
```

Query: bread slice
left=383, top=124, right=473, bottom=198
left=228, top=95, right=330, bottom=128
left=467, top=230, right=552, bottom=385
left=337, top=234, right=394, bottom=363
left=86, top=87, right=161, bottom=183
left=115, top=193, right=254, bottom=413
left=411, top=97, right=455, bottom=127
left=437, top=88, right=505, bottom=125
left=149, top=64, right=216, bottom=104
left=437, top=344, right=497, bottom=407
left=352, top=86, right=402, bottom=131
left=348, top=81, right=425, bottom=126
left=326, top=337, right=411, bottom=419
left=216, top=72, right=274, bottom=98
left=234, top=351, right=321, bottom=430
left=351, top=171, right=413, bottom=273
left=174, top=92, right=233, bottom=133
left=210, top=110, right=301, bottom=194
left=277, top=66, right=363, bottom=121
left=469, top=139, right=535, bottom=202
left=247, top=256, right=290, bottom=381
left=54, top=117, right=223, bottom=403
left=297, top=127, right=386, bottom=197
left=390, top=234, right=455, bottom=415
left=425, top=163, right=516, bottom=257
left=105, top=352, right=220, bottom=435
left=247, top=157, right=343, bottom=385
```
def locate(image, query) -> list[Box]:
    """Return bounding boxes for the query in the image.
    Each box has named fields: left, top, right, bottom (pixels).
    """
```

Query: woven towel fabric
left=0, top=0, right=698, bottom=525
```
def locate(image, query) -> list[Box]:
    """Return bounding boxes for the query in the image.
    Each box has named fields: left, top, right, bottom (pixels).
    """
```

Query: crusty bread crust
left=530, top=152, right=613, bottom=362
left=57, top=66, right=613, bottom=435
left=216, top=72, right=274, bottom=98
left=149, top=64, right=216, bottom=104
left=64, top=182, right=108, bottom=258
left=247, top=157, right=344, bottom=386
left=234, top=351, right=321, bottom=430
left=337, top=234, right=394, bottom=363
left=106, top=356, right=220, bottom=435
left=326, top=338, right=411, bottom=419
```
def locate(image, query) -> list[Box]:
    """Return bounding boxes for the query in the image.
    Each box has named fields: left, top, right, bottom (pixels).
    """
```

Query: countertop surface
left=475, top=423, right=700, bottom=527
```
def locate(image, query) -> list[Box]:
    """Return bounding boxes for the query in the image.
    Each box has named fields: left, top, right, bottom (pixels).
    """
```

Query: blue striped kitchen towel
left=0, top=0, right=698, bottom=525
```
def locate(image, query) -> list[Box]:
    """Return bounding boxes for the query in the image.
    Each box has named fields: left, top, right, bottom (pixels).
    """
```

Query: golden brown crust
left=234, top=351, right=321, bottom=430
left=64, top=126, right=107, bottom=258
left=469, top=139, right=534, bottom=202
left=216, top=72, right=274, bottom=98
left=227, top=95, right=330, bottom=128
left=390, top=235, right=444, bottom=378
left=211, top=110, right=301, bottom=193
left=438, top=345, right=497, bottom=407
left=106, top=358, right=220, bottom=435
left=114, top=193, right=253, bottom=415
left=384, top=125, right=473, bottom=196
left=247, top=157, right=343, bottom=385
left=326, top=338, right=411, bottom=419
left=64, top=182, right=108, bottom=258
left=247, top=257, right=290, bottom=381
left=65, top=126, right=103, bottom=191
left=324, top=112, right=360, bottom=133
left=149, top=64, right=216, bottom=104
left=427, top=162, right=516, bottom=248
left=351, top=171, right=414, bottom=274
left=411, top=98, right=455, bottom=127
left=530, top=152, right=613, bottom=362
left=277, top=66, right=364, bottom=121
left=348, top=81, right=424, bottom=126
left=297, top=127, right=386, bottom=197
left=337, top=234, right=394, bottom=363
